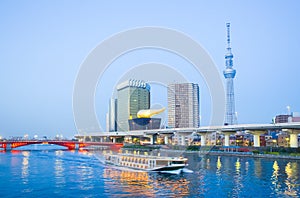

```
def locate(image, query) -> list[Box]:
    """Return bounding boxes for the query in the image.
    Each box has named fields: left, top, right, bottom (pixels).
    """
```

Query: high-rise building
left=223, top=23, right=237, bottom=125
left=116, top=79, right=150, bottom=131
left=167, top=83, right=200, bottom=128
left=107, top=98, right=117, bottom=131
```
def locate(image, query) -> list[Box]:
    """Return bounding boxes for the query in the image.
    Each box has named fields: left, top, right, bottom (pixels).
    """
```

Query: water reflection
left=54, top=150, right=65, bottom=187
left=21, top=151, right=30, bottom=184
left=206, top=158, right=210, bottom=169
left=271, top=161, right=281, bottom=194
left=235, top=158, right=241, bottom=173
left=103, top=168, right=190, bottom=197
left=245, top=161, right=249, bottom=173
left=285, top=162, right=298, bottom=196
left=216, top=156, right=222, bottom=171
left=103, top=168, right=154, bottom=197
left=232, top=158, right=243, bottom=196
left=216, top=156, right=222, bottom=187
left=2, top=148, right=300, bottom=197
left=77, top=162, right=95, bottom=190
left=254, top=159, right=262, bottom=178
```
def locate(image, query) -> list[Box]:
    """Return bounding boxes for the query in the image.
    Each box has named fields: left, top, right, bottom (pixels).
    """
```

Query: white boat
left=104, top=152, right=188, bottom=174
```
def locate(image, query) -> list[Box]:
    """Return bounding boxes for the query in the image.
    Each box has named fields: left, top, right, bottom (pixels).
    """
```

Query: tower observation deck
left=223, top=23, right=237, bottom=125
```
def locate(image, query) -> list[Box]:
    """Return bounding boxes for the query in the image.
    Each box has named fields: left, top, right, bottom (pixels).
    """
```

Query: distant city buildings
left=102, top=23, right=299, bottom=149
left=167, top=83, right=200, bottom=128
left=105, top=23, right=239, bottom=132
left=274, top=112, right=300, bottom=123
left=116, top=79, right=150, bottom=131
left=107, top=81, right=200, bottom=131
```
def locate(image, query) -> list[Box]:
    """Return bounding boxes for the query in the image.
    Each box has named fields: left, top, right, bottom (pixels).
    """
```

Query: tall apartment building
left=167, top=83, right=200, bottom=128
left=107, top=98, right=117, bottom=132
left=116, top=79, right=150, bottom=131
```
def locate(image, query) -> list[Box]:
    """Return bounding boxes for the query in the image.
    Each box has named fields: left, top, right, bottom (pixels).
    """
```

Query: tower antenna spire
left=226, top=23, right=231, bottom=51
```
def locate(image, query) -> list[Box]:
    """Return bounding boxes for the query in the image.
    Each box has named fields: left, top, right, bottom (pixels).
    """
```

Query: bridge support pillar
left=164, top=136, right=169, bottom=145
left=253, top=134, right=260, bottom=147
left=246, top=130, right=265, bottom=147
left=200, top=134, right=206, bottom=146
left=176, top=132, right=191, bottom=146
left=224, top=134, right=230, bottom=147
left=175, top=134, right=183, bottom=146
left=146, top=135, right=156, bottom=145
left=222, top=132, right=235, bottom=147
left=283, top=129, right=300, bottom=148
left=181, top=134, right=186, bottom=146
left=5, top=143, right=12, bottom=151
left=290, top=133, right=298, bottom=148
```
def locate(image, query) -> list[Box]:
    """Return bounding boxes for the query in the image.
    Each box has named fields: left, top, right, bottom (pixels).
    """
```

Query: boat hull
left=150, top=165, right=186, bottom=172
left=105, top=161, right=187, bottom=173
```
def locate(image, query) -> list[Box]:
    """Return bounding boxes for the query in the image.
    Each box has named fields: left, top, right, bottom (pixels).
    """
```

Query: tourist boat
left=104, top=152, right=188, bottom=174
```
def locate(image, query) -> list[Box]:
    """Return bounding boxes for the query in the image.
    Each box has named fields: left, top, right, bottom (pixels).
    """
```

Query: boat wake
left=108, top=165, right=147, bottom=173
left=182, top=168, right=194, bottom=173
left=159, top=168, right=193, bottom=175
left=94, top=153, right=105, bottom=164
left=160, top=169, right=182, bottom=175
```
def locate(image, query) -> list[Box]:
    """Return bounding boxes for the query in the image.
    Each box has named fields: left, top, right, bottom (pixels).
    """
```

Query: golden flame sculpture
left=137, top=107, right=166, bottom=118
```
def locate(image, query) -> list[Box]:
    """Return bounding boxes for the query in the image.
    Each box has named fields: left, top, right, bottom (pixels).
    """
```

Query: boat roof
left=105, top=153, right=187, bottom=161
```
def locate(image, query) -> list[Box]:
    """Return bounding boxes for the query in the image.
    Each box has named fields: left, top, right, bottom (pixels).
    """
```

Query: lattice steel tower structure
left=223, top=23, right=237, bottom=125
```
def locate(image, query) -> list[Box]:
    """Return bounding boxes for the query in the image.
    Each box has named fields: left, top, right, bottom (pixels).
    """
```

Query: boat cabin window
left=156, top=160, right=168, bottom=166
left=172, top=161, right=184, bottom=164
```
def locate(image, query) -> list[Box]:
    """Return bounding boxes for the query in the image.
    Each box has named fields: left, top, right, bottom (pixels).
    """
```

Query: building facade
left=292, top=112, right=300, bottom=122
left=128, top=118, right=161, bottom=131
left=167, top=83, right=200, bottom=128
left=116, top=79, right=150, bottom=131
left=275, top=115, right=290, bottom=123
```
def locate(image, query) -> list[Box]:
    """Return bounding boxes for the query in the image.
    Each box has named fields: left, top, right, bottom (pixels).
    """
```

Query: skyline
left=1, top=1, right=300, bottom=138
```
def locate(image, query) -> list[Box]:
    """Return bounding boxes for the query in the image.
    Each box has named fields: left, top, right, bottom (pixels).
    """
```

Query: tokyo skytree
left=223, top=23, right=237, bottom=125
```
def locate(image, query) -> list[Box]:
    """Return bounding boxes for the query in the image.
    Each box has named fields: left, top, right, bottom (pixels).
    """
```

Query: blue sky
left=1, top=1, right=300, bottom=138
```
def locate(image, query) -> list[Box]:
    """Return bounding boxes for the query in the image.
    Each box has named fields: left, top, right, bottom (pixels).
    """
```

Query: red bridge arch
left=0, top=140, right=123, bottom=151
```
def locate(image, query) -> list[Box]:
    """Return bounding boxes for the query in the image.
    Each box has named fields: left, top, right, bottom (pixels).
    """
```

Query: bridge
left=75, top=122, right=300, bottom=148
left=0, top=140, right=123, bottom=151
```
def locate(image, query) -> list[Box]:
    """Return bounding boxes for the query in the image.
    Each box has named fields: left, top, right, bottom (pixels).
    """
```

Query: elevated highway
left=75, top=122, right=300, bottom=148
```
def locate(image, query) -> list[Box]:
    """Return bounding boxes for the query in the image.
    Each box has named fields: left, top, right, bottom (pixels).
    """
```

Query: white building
left=167, top=83, right=200, bottom=128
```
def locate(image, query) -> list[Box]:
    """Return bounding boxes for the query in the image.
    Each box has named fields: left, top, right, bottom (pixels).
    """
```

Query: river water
left=0, top=145, right=299, bottom=197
